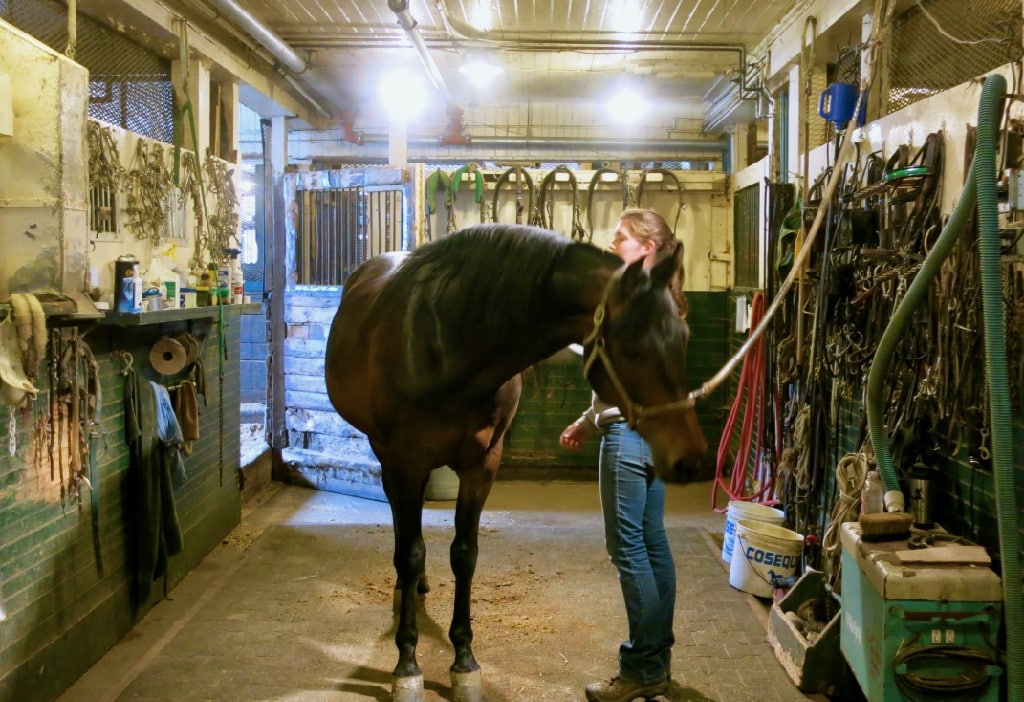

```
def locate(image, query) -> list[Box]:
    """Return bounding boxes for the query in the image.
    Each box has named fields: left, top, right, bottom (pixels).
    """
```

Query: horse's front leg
left=382, top=462, right=429, bottom=702
left=448, top=458, right=498, bottom=702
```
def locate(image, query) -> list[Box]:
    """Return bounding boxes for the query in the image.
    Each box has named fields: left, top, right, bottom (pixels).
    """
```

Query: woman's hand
left=559, top=420, right=589, bottom=450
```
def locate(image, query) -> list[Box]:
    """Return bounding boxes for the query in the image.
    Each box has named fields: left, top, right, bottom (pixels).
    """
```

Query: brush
left=859, top=511, right=914, bottom=542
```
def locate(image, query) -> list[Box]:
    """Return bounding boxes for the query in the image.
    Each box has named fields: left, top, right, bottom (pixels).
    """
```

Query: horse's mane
left=383, top=224, right=606, bottom=392
left=391, top=223, right=576, bottom=340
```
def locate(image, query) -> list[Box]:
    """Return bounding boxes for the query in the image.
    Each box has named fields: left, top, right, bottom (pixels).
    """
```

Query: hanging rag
left=152, top=382, right=187, bottom=485
left=124, top=368, right=184, bottom=606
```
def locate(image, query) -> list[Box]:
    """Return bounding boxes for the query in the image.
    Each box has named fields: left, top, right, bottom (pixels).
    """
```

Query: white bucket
left=721, top=501, right=785, bottom=563
left=425, top=465, right=459, bottom=501
left=728, top=519, right=803, bottom=598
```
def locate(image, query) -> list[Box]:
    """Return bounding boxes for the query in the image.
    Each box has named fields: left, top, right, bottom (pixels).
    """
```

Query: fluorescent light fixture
left=607, top=0, right=644, bottom=34
left=469, top=1, right=493, bottom=32
left=378, top=68, right=426, bottom=121
left=458, top=58, right=504, bottom=88
left=606, top=85, right=649, bottom=124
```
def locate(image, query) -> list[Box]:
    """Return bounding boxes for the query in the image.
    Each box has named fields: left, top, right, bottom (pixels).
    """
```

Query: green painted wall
left=503, top=290, right=731, bottom=482
left=0, top=308, right=243, bottom=702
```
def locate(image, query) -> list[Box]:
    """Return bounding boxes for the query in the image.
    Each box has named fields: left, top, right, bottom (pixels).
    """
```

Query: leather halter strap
left=637, top=167, right=685, bottom=232
left=492, top=166, right=538, bottom=225
left=539, top=165, right=588, bottom=242
left=580, top=276, right=696, bottom=429
left=586, top=167, right=628, bottom=240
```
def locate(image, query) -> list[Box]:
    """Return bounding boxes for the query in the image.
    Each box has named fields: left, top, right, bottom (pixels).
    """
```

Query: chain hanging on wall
left=86, top=121, right=125, bottom=191
left=203, top=156, right=240, bottom=261
left=178, top=152, right=208, bottom=269
left=123, top=140, right=173, bottom=245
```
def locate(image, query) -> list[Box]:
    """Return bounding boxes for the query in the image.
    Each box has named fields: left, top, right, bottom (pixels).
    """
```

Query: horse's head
left=582, top=246, right=708, bottom=481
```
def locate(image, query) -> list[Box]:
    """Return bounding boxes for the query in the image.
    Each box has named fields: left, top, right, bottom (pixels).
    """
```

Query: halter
left=580, top=277, right=697, bottom=429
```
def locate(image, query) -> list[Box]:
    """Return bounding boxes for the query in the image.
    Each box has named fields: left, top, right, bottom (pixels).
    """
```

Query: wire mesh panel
left=889, top=0, right=1022, bottom=113
left=3, top=0, right=174, bottom=142
left=293, top=185, right=406, bottom=285
left=733, top=184, right=760, bottom=289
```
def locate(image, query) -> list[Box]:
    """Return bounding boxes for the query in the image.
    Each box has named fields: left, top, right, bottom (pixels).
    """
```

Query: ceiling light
left=469, top=1, right=493, bottom=32
left=606, top=86, right=649, bottom=125
left=607, top=0, right=644, bottom=34
left=378, top=68, right=426, bottom=122
left=458, top=58, right=504, bottom=88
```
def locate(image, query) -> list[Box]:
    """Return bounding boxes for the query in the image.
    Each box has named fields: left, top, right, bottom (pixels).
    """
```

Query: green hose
left=975, top=72, right=1022, bottom=702
left=865, top=73, right=1021, bottom=700
left=866, top=144, right=976, bottom=507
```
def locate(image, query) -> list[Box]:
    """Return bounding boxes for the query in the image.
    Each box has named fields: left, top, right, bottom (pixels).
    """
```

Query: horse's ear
left=619, top=258, right=647, bottom=298
left=650, top=243, right=684, bottom=290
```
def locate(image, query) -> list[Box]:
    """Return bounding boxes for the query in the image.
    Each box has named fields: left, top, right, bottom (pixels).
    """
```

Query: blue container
left=114, top=254, right=139, bottom=313
left=818, top=83, right=866, bottom=126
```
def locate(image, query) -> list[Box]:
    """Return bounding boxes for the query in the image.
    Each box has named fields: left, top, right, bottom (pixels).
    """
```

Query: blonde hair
left=618, top=208, right=687, bottom=317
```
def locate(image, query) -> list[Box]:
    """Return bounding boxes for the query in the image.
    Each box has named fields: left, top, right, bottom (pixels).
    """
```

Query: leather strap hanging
left=425, top=168, right=455, bottom=239
left=586, top=167, right=628, bottom=241
left=452, top=163, right=487, bottom=223
left=492, top=166, right=537, bottom=225
left=538, top=165, right=588, bottom=241
left=637, top=167, right=686, bottom=232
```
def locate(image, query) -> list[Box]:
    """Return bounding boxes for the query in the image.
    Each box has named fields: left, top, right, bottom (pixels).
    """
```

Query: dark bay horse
left=324, top=223, right=706, bottom=702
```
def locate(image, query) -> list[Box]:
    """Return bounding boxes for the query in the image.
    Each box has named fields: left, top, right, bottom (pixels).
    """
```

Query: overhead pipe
left=388, top=0, right=454, bottom=105
left=364, top=135, right=728, bottom=152
left=387, top=0, right=469, bottom=145
left=204, top=0, right=307, bottom=74
left=200, top=0, right=334, bottom=120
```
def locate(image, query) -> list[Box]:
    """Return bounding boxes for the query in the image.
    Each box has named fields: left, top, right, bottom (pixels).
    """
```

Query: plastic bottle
left=861, top=470, right=884, bottom=514
left=196, top=272, right=211, bottom=307
left=228, top=248, right=244, bottom=303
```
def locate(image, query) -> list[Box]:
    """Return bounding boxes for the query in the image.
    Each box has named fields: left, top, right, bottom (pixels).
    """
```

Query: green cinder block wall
left=0, top=309, right=243, bottom=702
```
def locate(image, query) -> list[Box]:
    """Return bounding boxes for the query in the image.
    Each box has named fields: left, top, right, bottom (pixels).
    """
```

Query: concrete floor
left=57, top=479, right=831, bottom=702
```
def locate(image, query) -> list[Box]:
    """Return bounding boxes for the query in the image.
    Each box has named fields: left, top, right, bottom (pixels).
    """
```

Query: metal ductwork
left=205, top=0, right=307, bottom=74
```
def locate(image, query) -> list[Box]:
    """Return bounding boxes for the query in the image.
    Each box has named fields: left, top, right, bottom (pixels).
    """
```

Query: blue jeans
left=598, top=422, right=675, bottom=684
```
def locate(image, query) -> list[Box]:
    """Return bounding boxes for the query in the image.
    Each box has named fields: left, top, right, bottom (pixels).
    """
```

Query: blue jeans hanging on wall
left=598, top=421, right=675, bottom=684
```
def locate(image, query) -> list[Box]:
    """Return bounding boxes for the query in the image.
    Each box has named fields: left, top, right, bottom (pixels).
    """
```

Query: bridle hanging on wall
left=586, top=167, right=629, bottom=241
left=637, top=167, right=686, bottom=233
left=538, top=165, right=588, bottom=242
left=492, top=166, right=538, bottom=225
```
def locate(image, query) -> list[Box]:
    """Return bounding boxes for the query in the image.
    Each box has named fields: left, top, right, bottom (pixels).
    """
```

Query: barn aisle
left=57, top=481, right=823, bottom=702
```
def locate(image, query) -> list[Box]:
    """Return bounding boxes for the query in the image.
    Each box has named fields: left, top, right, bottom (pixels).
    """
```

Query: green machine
left=840, top=522, right=1003, bottom=701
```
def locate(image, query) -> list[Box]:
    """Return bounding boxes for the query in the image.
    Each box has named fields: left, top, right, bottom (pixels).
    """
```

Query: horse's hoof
left=451, top=668, right=484, bottom=702
left=391, top=674, right=424, bottom=702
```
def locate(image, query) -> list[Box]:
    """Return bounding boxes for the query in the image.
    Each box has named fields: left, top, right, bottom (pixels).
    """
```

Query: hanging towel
left=172, top=379, right=200, bottom=456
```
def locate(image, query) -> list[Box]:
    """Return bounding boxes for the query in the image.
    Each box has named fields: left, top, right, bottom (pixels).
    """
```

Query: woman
left=559, top=208, right=687, bottom=702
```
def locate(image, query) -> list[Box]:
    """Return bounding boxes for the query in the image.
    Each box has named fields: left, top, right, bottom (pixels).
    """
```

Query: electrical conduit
left=864, top=72, right=1020, bottom=700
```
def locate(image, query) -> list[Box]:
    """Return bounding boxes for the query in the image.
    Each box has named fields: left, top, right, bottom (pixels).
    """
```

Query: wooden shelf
left=98, top=302, right=263, bottom=327
left=101, top=306, right=218, bottom=327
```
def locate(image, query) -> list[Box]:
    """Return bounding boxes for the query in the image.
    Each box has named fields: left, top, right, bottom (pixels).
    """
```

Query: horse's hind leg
left=381, top=458, right=430, bottom=702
